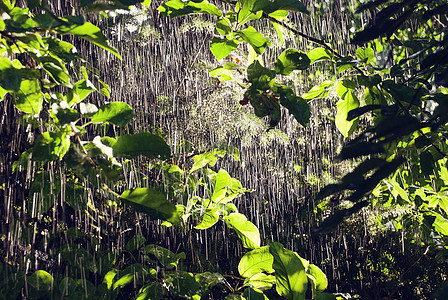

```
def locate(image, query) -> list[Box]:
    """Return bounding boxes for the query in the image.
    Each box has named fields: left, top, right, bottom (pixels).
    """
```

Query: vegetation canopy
left=0, top=0, right=448, bottom=299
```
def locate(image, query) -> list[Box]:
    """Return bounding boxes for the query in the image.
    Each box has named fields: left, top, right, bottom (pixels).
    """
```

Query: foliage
left=3, top=0, right=448, bottom=298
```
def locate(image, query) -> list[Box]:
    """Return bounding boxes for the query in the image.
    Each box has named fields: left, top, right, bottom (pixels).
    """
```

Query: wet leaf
left=347, top=104, right=382, bottom=121
left=274, top=49, right=310, bottom=75
left=247, top=61, right=276, bottom=91
left=302, top=80, right=333, bottom=100
left=307, top=47, right=332, bottom=64
left=269, top=242, right=308, bottom=300
left=338, top=142, right=385, bottom=160
left=27, top=270, right=53, bottom=291
left=336, top=80, right=359, bottom=137
left=113, top=132, right=171, bottom=160
left=120, top=188, right=180, bottom=224
left=210, top=37, right=238, bottom=60
left=239, top=246, right=274, bottom=278
left=126, top=235, right=146, bottom=252
left=92, top=102, right=134, bottom=127
left=242, top=286, right=269, bottom=299
left=136, top=282, right=165, bottom=300
left=225, top=213, right=260, bottom=249
left=252, top=0, right=309, bottom=14
left=142, top=244, right=186, bottom=267
left=195, top=209, right=219, bottom=229
left=238, top=26, right=270, bottom=55
left=307, top=264, right=327, bottom=298
left=313, top=201, right=368, bottom=234
left=158, top=0, right=222, bottom=17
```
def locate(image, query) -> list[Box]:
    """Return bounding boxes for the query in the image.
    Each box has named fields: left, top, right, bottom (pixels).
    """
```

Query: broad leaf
left=27, top=270, right=53, bottom=291
left=269, top=242, right=308, bottom=300
left=142, top=244, right=186, bottom=268
left=195, top=209, right=220, bottom=229
left=335, top=80, right=359, bottom=137
left=237, top=26, right=270, bottom=55
left=225, top=213, right=260, bottom=249
left=210, top=37, right=238, bottom=60
left=242, top=287, right=269, bottom=299
left=247, top=61, right=276, bottom=91
left=92, top=102, right=134, bottom=127
left=252, top=0, right=308, bottom=14
left=239, top=246, right=274, bottom=277
left=126, top=235, right=146, bottom=252
left=274, top=49, right=310, bottom=75
left=120, top=188, right=180, bottom=224
left=307, top=264, right=328, bottom=298
left=276, top=85, right=310, bottom=126
left=57, top=20, right=121, bottom=59
left=243, top=273, right=276, bottom=291
left=158, top=0, right=222, bottom=17
left=302, top=80, right=334, bottom=100
left=113, top=132, right=171, bottom=160
left=136, top=282, right=165, bottom=300
left=307, top=47, right=332, bottom=64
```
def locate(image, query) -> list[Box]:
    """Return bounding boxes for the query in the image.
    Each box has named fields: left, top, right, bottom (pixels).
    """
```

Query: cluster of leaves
left=309, top=0, right=448, bottom=243
left=0, top=0, right=342, bottom=299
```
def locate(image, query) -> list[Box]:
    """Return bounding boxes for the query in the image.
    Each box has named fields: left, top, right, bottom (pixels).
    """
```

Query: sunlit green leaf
left=237, top=26, right=270, bottom=55
left=269, top=242, right=308, bottom=300
left=239, top=246, right=274, bottom=278
left=195, top=209, right=220, bottom=229
left=92, top=102, right=134, bottom=127
left=27, top=270, right=53, bottom=291
left=307, top=47, right=332, bottom=64
left=210, top=37, right=238, bottom=60
left=136, top=282, right=165, bottom=300
left=302, top=80, right=334, bottom=100
left=225, top=213, right=260, bottom=249
left=335, top=80, right=359, bottom=137
left=307, top=264, right=327, bottom=298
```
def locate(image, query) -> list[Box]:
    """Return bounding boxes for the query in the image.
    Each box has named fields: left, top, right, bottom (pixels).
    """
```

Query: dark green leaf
left=347, top=105, right=382, bottom=121
left=338, top=142, right=385, bottom=160
left=420, top=151, right=435, bottom=176
left=136, top=282, right=166, bottom=300
left=113, top=132, right=171, bottom=159
left=27, top=270, right=53, bottom=292
left=126, top=235, right=146, bottom=252
left=276, top=85, right=310, bottom=126
left=157, top=0, right=222, bottom=18
left=164, top=271, right=201, bottom=298
left=31, top=127, right=71, bottom=161
left=92, top=102, right=134, bottom=127
left=247, top=61, right=276, bottom=91
left=121, top=188, right=180, bottom=224
left=274, top=49, right=310, bottom=75
left=141, top=244, right=186, bottom=268
left=252, top=0, right=308, bottom=14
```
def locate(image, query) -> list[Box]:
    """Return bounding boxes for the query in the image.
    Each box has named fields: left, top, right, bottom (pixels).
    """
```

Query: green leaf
left=238, top=246, right=274, bottom=277
left=164, top=271, right=200, bottom=298
left=212, top=169, right=232, bottom=200
left=225, top=213, right=260, bottom=249
left=157, top=0, right=222, bottom=17
left=247, top=61, right=276, bottom=91
left=142, top=0, right=151, bottom=8
left=307, top=47, right=332, bottom=64
left=14, top=79, right=44, bottom=114
left=120, top=188, right=180, bottom=224
left=127, top=235, right=147, bottom=252
left=210, top=37, right=238, bottom=60
left=274, top=49, right=310, bottom=75
left=269, top=242, right=308, bottom=300
left=142, top=244, right=186, bottom=268
left=302, top=80, right=334, bottom=100
left=68, top=79, right=96, bottom=105
left=113, top=132, right=171, bottom=160
left=356, top=47, right=375, bottom=64
left=31, top=127, right=71, bottom=161
left=40, top=55, right=71, bottom=86
left=92, top=102, right=134, bottom=127
left=136, top=282, right=165, bottom=300
left=237, top=26, right=270, bottom=55
left=276, top=85, right=310, bottom=126
left=56, top=20, right=121, bottom=59
left=195, top=209, right=220, bottom=229
left=28, top=171, right=60, bottom=217
left=113, top=264, right=154, bottom=289
left=307, top=264, right=327, bottom=298
left=27, top=270, right=53, bottom=291
left=195, top=272, right=225, bottom=292
left=335, top=80, right=359, bottom=137
left=252, top=0, right=309, bottom=14
left=52, top=102, right=79, bottom=125
left=103, top=270, right=117, bottom=290
left=242, top=287, right=269, bottom=299
left=243, top=273, right=276, bottom=291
